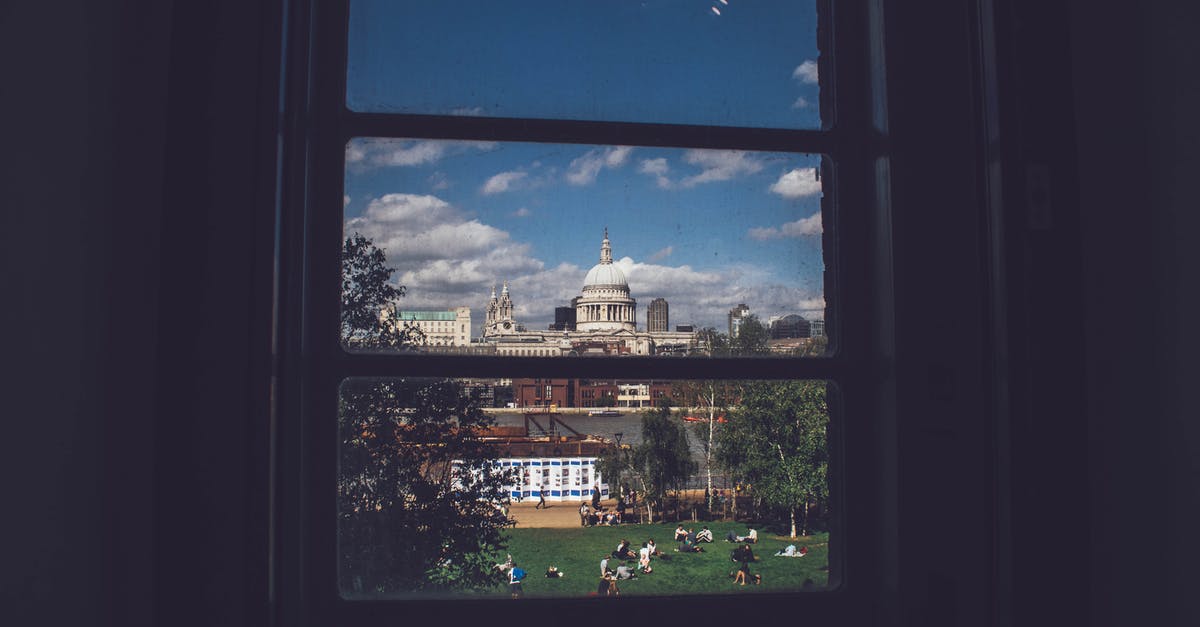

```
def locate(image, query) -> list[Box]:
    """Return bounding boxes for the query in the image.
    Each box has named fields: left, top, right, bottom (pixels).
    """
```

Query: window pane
left=342, top=139, right=830, bottom=356
left=338, top=377, right=835, bottom=599
left=347, top=0, right=823, bottom=129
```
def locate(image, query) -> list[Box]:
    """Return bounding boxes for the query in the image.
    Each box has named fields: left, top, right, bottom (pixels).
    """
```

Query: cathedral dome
left=583, top=262, right=628, bottom=290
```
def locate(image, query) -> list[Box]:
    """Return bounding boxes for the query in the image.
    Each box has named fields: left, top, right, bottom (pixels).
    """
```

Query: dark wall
left=1073, top=2, right=1200, bottom=625
left=2, top=1, right=1197, bottom=625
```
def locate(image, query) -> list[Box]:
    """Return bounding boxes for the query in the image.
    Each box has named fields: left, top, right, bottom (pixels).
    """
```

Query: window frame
left=276, top=0, right=896, bottom=623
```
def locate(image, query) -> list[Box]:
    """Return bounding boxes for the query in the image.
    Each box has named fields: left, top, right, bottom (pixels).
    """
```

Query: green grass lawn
left=481, top=521, right=829, bottom=599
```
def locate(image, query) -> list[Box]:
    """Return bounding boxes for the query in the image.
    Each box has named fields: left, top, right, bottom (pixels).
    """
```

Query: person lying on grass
left=614, top=561, right=637, bottom=580
left=545, top=566, right=564, bottom=578
left=774, top=544, right=808, bottom=557
left=613, top=539, right=636, bottom=560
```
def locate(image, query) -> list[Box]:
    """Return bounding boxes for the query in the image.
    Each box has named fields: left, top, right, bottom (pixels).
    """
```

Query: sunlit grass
left=481, top=521, right=829, bottom=598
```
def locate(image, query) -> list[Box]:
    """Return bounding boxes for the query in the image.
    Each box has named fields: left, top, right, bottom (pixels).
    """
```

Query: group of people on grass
left=672, top=524, right=714, bottom=552
left=579, top=501, right=624, bottom=526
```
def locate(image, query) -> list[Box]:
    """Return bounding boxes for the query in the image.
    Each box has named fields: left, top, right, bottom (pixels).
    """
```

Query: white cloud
left=646, top=246, right=674, bottom=262
left=678, top=149, right=765, bottom=187
left=344, top=198, right=824, bottom=332
left=747, top=212, right=823, bottom=240
left=481, top=171, right=528, bottom=195
left=512, top=207, right=532, bottom=218
left=792, top=96, right=810, bottom=109
left=566, top=146, right=634, bottom=186
left=638, top=158, right=673, bottom=189
left=769, top=167, right=822, bottom=198
left=428, top=171, right=450, bottom=190
left=343, top=194, right=351, bottom=207
left=793, top=60, right=819, bottom=84
left=346, top=139, right=498, bottom=169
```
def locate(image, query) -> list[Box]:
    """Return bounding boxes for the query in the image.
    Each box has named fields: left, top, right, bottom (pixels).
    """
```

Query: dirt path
left=509, top=490, right=713, bottom=528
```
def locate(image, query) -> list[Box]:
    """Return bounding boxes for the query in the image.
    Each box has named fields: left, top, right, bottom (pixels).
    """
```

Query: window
left=285, top=0, right=892, bottom=622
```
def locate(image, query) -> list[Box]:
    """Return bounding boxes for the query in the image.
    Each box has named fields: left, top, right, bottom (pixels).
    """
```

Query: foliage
left=731, top=315, right=771, bottom=355
left=672, top=380, right=744, bottom=510
left=341, top=232, right=423, bottom=348
left=695, top=326, right=730, bottom=356
left=715, top=381, right=829, bottom=537
left=338, top=378, right=515, bottom=594
left=597, top=404, right=698, bottom=523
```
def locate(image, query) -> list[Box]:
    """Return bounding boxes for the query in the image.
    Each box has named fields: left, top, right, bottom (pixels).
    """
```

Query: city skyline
left=343, top=140, right=827, bottom=332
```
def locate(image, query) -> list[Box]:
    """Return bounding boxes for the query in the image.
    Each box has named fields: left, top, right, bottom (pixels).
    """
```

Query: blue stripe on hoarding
left=570, top=490, right=580, bottom=496
left=550, top=460, right=561, bottom=466
left=570, top=460, right=581, bottom=465
left=551, top=491, right=561, bottom=497
left=531, top=461, right=542, bottom=466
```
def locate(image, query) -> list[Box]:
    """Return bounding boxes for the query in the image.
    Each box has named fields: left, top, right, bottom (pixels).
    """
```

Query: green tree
left=338, top=234, right=509, bottom=593
left=597, top=403, right=697, bottom=524
left=341, top=232, right=423, bottom=348
left=731, top=315, right=770, bottom=355
left=695, top=326, right=730, bottom=356
left=672, top=380, right=742, bottom=512
left=716, top=381, right=829, bottom=537
left=338, top=378, right=514, bottom=594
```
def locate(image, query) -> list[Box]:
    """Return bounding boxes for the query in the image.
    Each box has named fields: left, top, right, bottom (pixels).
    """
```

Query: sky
left=347, top=0, right=821, bottom=129
left=342, top=0, right=825, bottom=332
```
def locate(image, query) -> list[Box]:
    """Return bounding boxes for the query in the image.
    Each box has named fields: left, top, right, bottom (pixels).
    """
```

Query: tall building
left=647, top=298, right=669, bottom=332
left=809, top=319, right=826, bottom=338
left=384, top=307, right=472, bottom=346
left=728, top=303, right=751, bottom=338
left=549, top=306, right=576, bottom=331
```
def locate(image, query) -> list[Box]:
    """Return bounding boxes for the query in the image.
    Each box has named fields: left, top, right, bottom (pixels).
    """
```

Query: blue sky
left=348, top=0, right=821, bottom=129
left=343, top=140, right=825, bottom=331
left=342, top=1, right=825, bottom=332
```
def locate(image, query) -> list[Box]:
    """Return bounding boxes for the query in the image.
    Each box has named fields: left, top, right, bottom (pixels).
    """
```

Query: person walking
left=536, top=483, right=546, bottom=509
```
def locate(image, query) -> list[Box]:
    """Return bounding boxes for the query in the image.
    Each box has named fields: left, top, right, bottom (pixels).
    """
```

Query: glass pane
left=338, top=377, right=835, bottom=599
left=341, top=138, right=830, bottom=356
left=347, top=0, right=823, bottom=129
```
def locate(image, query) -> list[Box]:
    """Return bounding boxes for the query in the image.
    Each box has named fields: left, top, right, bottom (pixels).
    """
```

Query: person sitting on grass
left=600, top=555, right=612, bottom=577
left=730, top=543, right=757, bottom=563
left=579, top=502, right=590, bottom=527
left=613, top=539, right=636, bottom=560
left=696, top=526, right=714, bottom=543
left=597, top=572, right=619, bottom=597
left=638, top=543, right=653, bottom=573
left=647, top=539, right=660, bottom=556
left=605, top=510, right=619, bottom=525
left=544, top=566, right=565, bottom=578
left=774, top=544, right=808, bottom=557
left=614, top=561, right=637, bottom=580
left=734, top=528, right=758, bottom=544
left=731, top=561, right=751, bottom=586
left=674, top=525, right=688, bottom=541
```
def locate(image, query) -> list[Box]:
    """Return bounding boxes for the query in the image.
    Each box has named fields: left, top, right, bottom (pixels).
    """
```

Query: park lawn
left=482, top=521, right=829, bottom=599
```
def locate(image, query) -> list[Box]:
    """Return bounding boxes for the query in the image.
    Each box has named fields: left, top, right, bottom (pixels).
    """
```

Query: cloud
left=343, top=194, right=351, bottom=207
left=793, top=60, right=819, bottom=84
left=512, top=207, right=532, bottom=218
left=344, top=198, right=824, bottom=332
left=346, top=139, right=497, bottom=169
left=566, top=146, right=633, bottom=186
left=769, top=167, right=822, bottom=198
left=747, top=212, right=823, bottom=240
left=638, top=158, right=673, bottom=189
left=481, top=171, right=528, bottom=194
left=792, top=96, right=810, bottom=109
left=646, top=246, right=674, bottom=262
left=428, top=171, right=450, bottom=190
left=678, top=149, right=765, bottom=187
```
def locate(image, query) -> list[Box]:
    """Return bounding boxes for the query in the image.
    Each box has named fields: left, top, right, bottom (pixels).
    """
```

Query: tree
left=338, top=234, right=510, bottom=594
left=338, top=378, right=514, bottom=594
left=342, top=232, right=422, bottom=349
left=715, top=381, right=829, bottom=537
left=695, top=326, right=730, bottom=356
left=731, top=315, right=770, bottom=355
left=596, top=403, right=697, bottom=524
left=672, top=380, right=742, bottom=512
